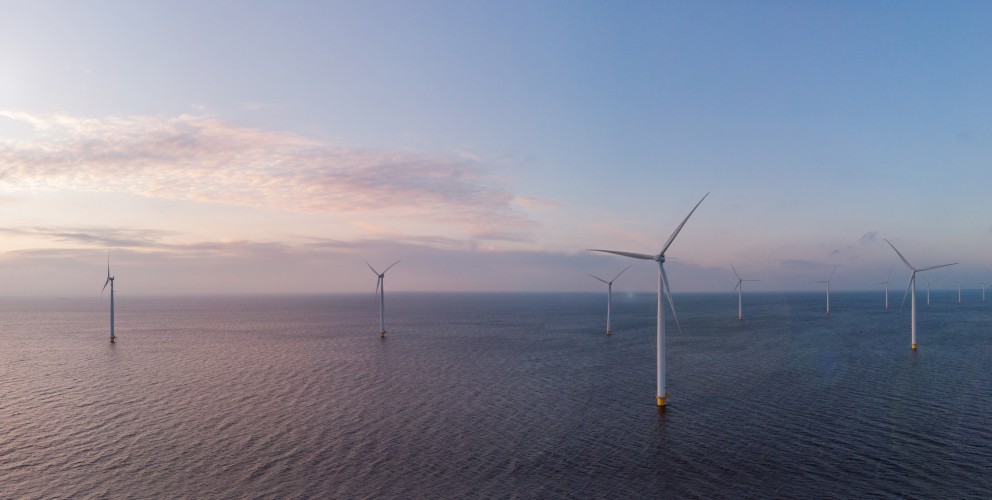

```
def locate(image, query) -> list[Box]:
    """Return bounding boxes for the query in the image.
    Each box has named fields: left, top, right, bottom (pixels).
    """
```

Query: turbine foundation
left=911, top=343, right=917, bottom=351
left=656, top=390, right=672, bottom=407
left=380, top=331, right=385, bottom=338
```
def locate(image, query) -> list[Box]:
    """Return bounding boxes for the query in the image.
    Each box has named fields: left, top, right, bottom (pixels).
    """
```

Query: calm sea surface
left=1, top=291, right=991, bottom=498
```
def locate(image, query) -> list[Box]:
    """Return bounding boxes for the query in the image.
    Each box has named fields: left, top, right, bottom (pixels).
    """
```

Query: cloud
left=860, top=231, right=879, bottom=244
left=0, top=226, right=172, bottom=248
left=0, top=110, right=536, bottom=242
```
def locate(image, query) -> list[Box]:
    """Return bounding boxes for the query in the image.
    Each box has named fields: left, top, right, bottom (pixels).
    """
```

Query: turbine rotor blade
left=366, top=261, right=380, bottom=276
left=661, top=192, right=709, bottom=255
left=383, top=260, right=401, bottom=274
left=589, top=274, right=609, bottom=284
left=589, top=249, right=655, bottom=260
left=610, top=265, right=632, bottom=283
left=917, top=262, right=957, bottom=273
left=660, top=265, right=683, bottom=335
left=732, top=281, right=740, bottom=292
left=730, top=262, right=741, bottom=280
left=900, top=273, right=914, bottom=310
left=102, top=278, right=109, bottom=294
left=885, top=239, right=915, bottom=271
left=828, top=265, right=836, bottom=281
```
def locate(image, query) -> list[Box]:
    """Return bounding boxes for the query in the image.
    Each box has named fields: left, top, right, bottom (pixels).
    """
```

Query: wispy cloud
left=0, top=226, right=172, bottom=248
left=0, top=111, right=536, bottom=242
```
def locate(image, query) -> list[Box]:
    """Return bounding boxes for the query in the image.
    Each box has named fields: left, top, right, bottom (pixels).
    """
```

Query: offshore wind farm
left=2, top=1, right=992, bottom=498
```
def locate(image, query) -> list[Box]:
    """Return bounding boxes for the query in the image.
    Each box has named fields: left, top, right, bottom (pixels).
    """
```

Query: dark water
left=1, top=291, right=990, bottom=498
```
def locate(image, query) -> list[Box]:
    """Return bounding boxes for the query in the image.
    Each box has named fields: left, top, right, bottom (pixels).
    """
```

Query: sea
left=1, top=291, right=990, bottom=498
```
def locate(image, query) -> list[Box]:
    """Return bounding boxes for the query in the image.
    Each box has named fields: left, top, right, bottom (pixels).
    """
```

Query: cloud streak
left=0, top=111, right=536, bottom=241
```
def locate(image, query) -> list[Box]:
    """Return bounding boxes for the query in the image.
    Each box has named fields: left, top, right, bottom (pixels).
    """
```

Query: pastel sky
left=1, top=0, right=990, bottom=295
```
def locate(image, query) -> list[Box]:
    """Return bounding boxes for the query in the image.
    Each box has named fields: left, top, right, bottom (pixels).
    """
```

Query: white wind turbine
left=731, top=263, right=759, bottom=321
left=816, top=266, right=836, bottom=316
left=875, top=271, right=891, bottom=310
left=958, top=280, right=962, bottom=303
left=589, top=192, right=708, bottom=408
left=885, top=239, right=956, bottom=351
left=101, top=256, right=116, bottom=343
left=924, top=276, right=933, bottom=306
left=979, top=282, right=987, bottom=302
left=367, top=260, right=400, bottom=338
left=590, top=266, right=631, bottom=336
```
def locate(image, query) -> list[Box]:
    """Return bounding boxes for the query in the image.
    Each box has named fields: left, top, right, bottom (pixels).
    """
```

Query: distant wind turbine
left=875, top=271, right=891, bottom=310
left=731, top=263, right=759, bottom=321
left=979, top=282, right=987, bottom=302
left=816, top=266, right=836, bottom=316
left=590, top=192, right=708, bottom=408
left=367, top=260, right=400, bottom=338
left=886, top=239, right=956, bottom=351
left=924, top=276, right=933, bottom=306
left=590, top=266, right=630, bottom=335
left=101, top=256, right=116, bottom=343
left=958, top=280, right=962, bottom=303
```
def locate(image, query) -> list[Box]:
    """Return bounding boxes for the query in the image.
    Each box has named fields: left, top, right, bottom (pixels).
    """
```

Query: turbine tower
left=367, top=260, right=400, bottom=338
left=924, top=276, right=932, bottom=306
left=958, top=280, right=962, bottom=303
left=979, top=282, right=987, bottom=302
left=590, top=192, right=708, bottom=408
left=876, top=271, right=891, bottom=310
left=885, top=239, right=956, bottom=351
left=816, top=266, right=836, bottom=316
left=590, top=266, right=630, bottom=336
left=101, top=256, right=116, bottom=343
left=731, top=263, right=759, bottom=321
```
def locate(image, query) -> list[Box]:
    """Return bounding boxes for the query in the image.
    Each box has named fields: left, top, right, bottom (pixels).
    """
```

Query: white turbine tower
left=816, top=266, right=836, bottom=316
left=958, top=280, right=962, bottom=303
left=885, top=239, right=956, bottom=351
left=924, top=276, right=933, bottom=306
left=367, top=260, right=400, bottom=338
left=590, top=266, right=630, bottom=336
left=731, top=263, right=759, bottom=321
left=589, top=192, right=708, bottom=408
left=979, top=282, right=987, bottom=302
left=101, top=256, right=116, bottom=343
left=876, top=271, right=891, bottom=310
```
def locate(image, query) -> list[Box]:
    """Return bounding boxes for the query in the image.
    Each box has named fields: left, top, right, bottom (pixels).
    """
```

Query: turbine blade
left=661, top=265, right=683, bottom=335
left=375, top=276, right=381, bottom=295
left=589, top=274, right=609, bottom=284
left=828, top=265, right=836, bottom=281
left=366, top=261, right=380, bottom=276
left=731, top=262, right=741, bottom=280
left=900, top=273, right=913, bottom=310
left=917, top=262, right=957, bottom=273
left=661, top=192, right=709, bottom=255
left=589, top=249, right=655, bottom=260
left=732, top=281, right=740, bottom=292
left=884, top=239, right=915, bottom=271
left=102, top=278, right=109, bottom=294
left=383, top=260, right=401, bottom=274
left=610, top=265, right=632, bottom=283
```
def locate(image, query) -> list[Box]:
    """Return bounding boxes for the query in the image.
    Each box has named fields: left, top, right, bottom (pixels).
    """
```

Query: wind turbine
left=730, top=263, right=759, bottom=321
left=875, top=271, right=891, bottom=310
left=367, top=260, right=400, bottom=338
left=958, top=280, right=962, bottom=303
left=885, top=239, right=956, bottom=351
left=979, top=282, right=987, bottom=302
left=816, top=266, right=836, bottom=316
left=589, top=192, right=708, bottom=408
left=101, top=256, right=116, bottom=343
left=589, top=266, right=630, bottom=335
left=924, top=276, right=933, bottom=306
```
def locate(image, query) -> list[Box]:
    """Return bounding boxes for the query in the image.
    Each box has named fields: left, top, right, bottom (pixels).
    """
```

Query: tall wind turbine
left=816, top=266, right=836, bottom=316
left=589, top=192, right=708, bottom=408
left=101, top=256, right=116, bottom=343
left=589, top=266, right=630, bottom=335
left=876, top=271, right=891, bottom=310
left=367, top=260, right=400, bottom=338
left=885, top=239, right=956, bottom=351
left=958, top=280, right=962, bottom=303
left=924, top=277, right=932, bottom=306
left=731, top=263, right=759, bottom=321
left=979, top=282, right=987, bottom=302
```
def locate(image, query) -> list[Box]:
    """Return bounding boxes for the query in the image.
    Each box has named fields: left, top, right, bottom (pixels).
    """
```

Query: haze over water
left=2, top=292, right=990, bottom=497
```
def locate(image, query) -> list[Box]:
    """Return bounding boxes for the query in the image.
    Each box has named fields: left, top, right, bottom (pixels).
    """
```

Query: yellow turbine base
left=606, top=330, right=612, bottom=336
left=380, top=331, right=386, bottom=338
left=656, top=391, right=672, bottom=407
left=911, top=343, right=917, bottom=351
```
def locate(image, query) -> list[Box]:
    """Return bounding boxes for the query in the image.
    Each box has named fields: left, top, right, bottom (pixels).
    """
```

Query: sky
left=1, top=0, right=990, bottom=295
